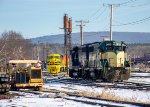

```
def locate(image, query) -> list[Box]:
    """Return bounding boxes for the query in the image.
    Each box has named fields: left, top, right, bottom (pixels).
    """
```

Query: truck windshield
left=31, top=70, right=41, bottom=79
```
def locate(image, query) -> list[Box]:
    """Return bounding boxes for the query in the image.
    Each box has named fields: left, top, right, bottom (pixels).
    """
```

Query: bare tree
left=0, top=31, right=33, bottom=61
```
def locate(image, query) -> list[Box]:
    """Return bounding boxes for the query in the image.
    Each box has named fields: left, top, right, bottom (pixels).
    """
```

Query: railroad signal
left=64, top=14, right=69, bottom=29
left=68, top=18, right=72, bottom=33
left=62, top=14, right=72, bottom=74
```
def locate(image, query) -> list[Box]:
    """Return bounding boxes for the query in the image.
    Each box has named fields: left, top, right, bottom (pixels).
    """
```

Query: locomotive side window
left=106, top=42, right=112, bottom=46
left=115, top=46, right=122, bottom=51
left=123, top=46, right=126, bottom=52
left=89, top=46, right=94, bottom=52
left=82, top=47, right=86, bottom=52
left=106, top=46, right=113, bottom=50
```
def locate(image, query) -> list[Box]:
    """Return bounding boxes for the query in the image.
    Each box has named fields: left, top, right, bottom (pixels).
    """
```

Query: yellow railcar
left=47, top=54, right=62, bottom=74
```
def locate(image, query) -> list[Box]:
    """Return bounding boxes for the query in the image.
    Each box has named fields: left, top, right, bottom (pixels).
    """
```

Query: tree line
left=0, top=31, right=32, bottom=62
left=0, top=30, right=149, bottom=66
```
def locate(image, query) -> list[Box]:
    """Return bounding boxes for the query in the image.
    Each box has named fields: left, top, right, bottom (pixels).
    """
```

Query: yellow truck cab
left=8, top=60, right=44, bottom=90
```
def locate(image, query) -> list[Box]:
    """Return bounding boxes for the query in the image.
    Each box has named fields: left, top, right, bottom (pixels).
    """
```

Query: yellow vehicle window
left=31, top=70, right=41, bottom=79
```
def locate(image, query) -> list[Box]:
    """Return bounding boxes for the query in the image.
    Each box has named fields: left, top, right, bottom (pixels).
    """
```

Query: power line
left=113, top=16, right=150, bottom=26
left=121, top=2, right=150, bottom=7
left=88, top=6, right=103, bottom=20
left=89, top=7, right=108, bottom=22
left=119, top=0, right=137, bottom=5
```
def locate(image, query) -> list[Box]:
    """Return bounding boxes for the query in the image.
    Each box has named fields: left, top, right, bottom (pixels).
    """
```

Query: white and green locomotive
left=69, top=40, right=130, bottom=82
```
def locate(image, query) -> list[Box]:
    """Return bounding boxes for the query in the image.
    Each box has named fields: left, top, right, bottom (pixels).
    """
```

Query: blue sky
left=0, top=0, right=150, bottom=38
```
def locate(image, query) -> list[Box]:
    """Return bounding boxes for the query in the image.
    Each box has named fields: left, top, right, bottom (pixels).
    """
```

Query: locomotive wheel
left=89, top=71, right=96, bottom=80
left=82, top=70, right=89, bottom=80
left=107, top=70, right=120, bottom=82
left=72, top=72, right=78, bottom=79
left=34, top=86, right=42, bottom=91
left=69, top=69, right=73, bottom=78
left=121, top=70, right=130, bottom=80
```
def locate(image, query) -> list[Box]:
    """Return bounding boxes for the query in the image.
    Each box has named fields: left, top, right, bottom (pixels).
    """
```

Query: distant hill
left=31, top=31, right=150, bottom=44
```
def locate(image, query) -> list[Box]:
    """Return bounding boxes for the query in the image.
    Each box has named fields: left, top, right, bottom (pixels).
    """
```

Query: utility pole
left=43, top=43, right=50, bottom=62
left=37, top=41, right=40, bottom=60
left=103, top=4, right=119, bottom=41
left=110, top=5, right=113, bottom=41
left=43, top=45, right=44, bottom=62
left=5, top=50, right=7, bottom=73
left=76, top=20, right=89, bottom=45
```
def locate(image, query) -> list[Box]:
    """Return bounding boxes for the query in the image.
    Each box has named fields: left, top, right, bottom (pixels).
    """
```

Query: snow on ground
left=44, top=81, right=150, bottom=103
left=0, top=73, right=149, bottom=107
left=65, top=96, right=138, bottom=107
left=0, top=91, right=99, bottom=107
left=130, top=73, right=150, bottom=77
left=128, top=77, right=150, bottom=83
left=128, top=72, right=150, bottom=83
left=0, top=91, right=140, bottom=107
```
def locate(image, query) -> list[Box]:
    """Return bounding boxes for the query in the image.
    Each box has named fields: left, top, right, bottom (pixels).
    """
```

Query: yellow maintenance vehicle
left=8, top=60, right=44, bottom=90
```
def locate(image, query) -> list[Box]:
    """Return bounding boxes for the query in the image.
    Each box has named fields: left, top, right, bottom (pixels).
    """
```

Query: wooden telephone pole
left=76, top=20, right=89, bottom=45
left=103, top=4, right=119, bottom=40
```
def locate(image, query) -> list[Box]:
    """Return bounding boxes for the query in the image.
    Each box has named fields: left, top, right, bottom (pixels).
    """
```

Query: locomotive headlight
left=75, top=68, right=78, bottom=71
left=108, top=67, right=111, bottom=70
left=125, top=67, right=129, bottom=70
left=90, top=72, right=95, bottom=78
left=73, top=72, right=78, bottom=77
left=89, top=68, right=94, bottom=71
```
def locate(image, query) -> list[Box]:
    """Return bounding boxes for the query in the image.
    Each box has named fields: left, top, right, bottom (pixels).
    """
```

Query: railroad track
left=130, top=75, right=150, bottom=78
left=64, top=95, right=149, bottom=107
left=46, top=78, right=150, bottom=91
left=131, top=71, right=150, bottom=73
left=15, top=89, right=149, bottom=107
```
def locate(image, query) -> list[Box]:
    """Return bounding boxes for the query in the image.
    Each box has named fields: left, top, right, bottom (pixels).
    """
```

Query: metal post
left=65, top=29, right=68, bottom=74
left=60, top=14, right=72, bottom=75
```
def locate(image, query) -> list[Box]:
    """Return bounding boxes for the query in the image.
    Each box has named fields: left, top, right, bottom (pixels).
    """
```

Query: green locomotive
left=69, top=40, right=131, bottom=82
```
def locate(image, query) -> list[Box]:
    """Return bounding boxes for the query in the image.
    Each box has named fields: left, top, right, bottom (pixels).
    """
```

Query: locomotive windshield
left=105, top=42, right=113, bottom=51
left=99, top=41, right=127, bottom=52
left=48, top=56, right=60, bottom=59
